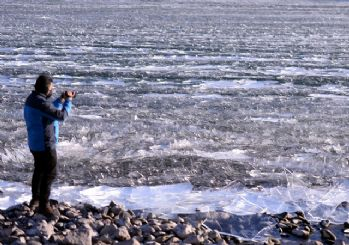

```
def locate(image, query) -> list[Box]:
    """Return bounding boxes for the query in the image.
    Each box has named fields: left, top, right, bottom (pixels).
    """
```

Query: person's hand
left=64, top=91, right=77, bottom=99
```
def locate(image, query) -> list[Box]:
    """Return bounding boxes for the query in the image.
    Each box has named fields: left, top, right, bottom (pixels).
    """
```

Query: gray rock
left=26, top=240, right=42, bottom=245
left=160, top=221, right=177, bottom=232
left=65, top=209, right=80, bottom=219
left=11, top=236, right=26, bottom=245
left=155, top=234, right=173, bottom=243
left=183, top=234, right=205, bottom=244
left=115, top=226, right=131, bottom=241
left=343, top=229, right=349, bottom=234
left=147, top=213, right=157, bottom=219
left=208, top=230, right=221, bottom=241
left=119, top=210, right=132, bottom=220
left=321, top=229, right=336, bottom=241
left=93, top=220, right=105, bottom=232
left=0, top=214, right=5, bottom=220
left=100, top=224, right=118, bottom=239
left=118, top=238, right=141, bottom=245
left=128, top=226, right=142, bottom=237
left=65, top=222, right=77, bottom=230
left=55, top=222, right=64, bottom=230
left=291, top=229, right=310, bottom=238
left=63, top=225, right=93, bottom=245
left=12, top=227, right=26, bottom=237
left=267, top=237, right=281, bottom=245
left=131, top=218, right=143, bottom=226
left=144, top=242, right=161, bottom=245
left=174, top=223, right=194, bottom=239
left=175, top=216, right=185, bottom=223
left=116, top=217, right=131, bottom=227
left=98, top=234, right=113, bottom=244
left=217, top=240, right=228, bottom=245
left=26, top=220, right=54, bottom=238
left=141, top=224, right=156, bottom=235
left=143, top=234, right=156, bottom=242
left=165, top=236, right=181, bottom=244
left=320, top=219, right=330, bottom=228
left=58, top=215, right=70, bottom=222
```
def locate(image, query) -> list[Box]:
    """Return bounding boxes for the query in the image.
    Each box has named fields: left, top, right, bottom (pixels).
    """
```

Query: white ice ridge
left=0, top=179, right=348, bottom=223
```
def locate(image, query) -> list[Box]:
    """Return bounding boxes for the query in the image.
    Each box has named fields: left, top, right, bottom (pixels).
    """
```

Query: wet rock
left=12, top=227, right=26, bottom=237
left=266, top=237, right=281, bottom=245
left=144, top=242, right=161, bottom=245
left=11, top=236, right=26, bottom=245
left=147, top=213, right=157, bottom=220
left=27, top=240, right=42, bottom=245
left=321, top=229, right=336, bottom=242
left=343, top=229, right=349, bottom=234
left=118, top=238, right=141, bottom=245
left=208, top=230, right=222, bottom=241
left=174, top=223, right=194, bottom=239
left=296, top=211, right=305, bottom=218
left=116, top=226, right=131, bottom=241
left=334, top=240, right=346, bottom=245
left=291, top=229, right=310, bottom=238
left=344, top=222, right=349, bottom=229
left=336, top=201, right=349, bottom=210
left=320, top=220, right=330, bottom=228
left=183, top=234, right=205, bottom=244
left=216, top=240, right=228, bottom=245
left=308, top=241, right=324, bottom=245
left=276, top=212, right=292, bottom=220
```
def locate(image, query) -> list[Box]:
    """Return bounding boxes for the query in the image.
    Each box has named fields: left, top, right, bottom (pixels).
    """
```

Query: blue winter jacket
left=24, top=91, right=72, bottom=151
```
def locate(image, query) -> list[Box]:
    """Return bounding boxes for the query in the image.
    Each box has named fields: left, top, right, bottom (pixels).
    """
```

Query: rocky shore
left=0, top=200, right=348, bottom=245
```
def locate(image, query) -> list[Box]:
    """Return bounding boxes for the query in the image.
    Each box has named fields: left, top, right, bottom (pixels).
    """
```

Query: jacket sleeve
left=39, top=99, right=72, bottom=121
left=53, top=98, right=63, bottom=110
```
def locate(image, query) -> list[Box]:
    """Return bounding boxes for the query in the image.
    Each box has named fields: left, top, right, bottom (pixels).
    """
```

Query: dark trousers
left=31, top=149, right=57, bottom=205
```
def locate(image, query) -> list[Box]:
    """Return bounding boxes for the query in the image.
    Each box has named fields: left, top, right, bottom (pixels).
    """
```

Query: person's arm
left=39, top=99, right=72, bottom=121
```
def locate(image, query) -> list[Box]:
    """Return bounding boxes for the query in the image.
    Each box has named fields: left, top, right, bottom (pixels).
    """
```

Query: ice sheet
left=1, top=179, right=348, bottom=223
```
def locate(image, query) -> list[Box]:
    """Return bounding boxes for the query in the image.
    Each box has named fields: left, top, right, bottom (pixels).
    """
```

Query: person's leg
left=38, top=148, right=57, bottom=214
left=30, top=151, right=45, bottom=209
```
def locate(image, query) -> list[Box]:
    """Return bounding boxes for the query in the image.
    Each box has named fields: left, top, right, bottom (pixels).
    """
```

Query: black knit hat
left=34, top=74, right=53, bottom=94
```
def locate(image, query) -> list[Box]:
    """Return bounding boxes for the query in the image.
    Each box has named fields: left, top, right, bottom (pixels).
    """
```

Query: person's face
left=46, top=83, right=54, bottom=98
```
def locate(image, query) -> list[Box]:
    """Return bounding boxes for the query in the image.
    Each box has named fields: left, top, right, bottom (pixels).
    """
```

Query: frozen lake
left=0, top=0, right=349, bottom=225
